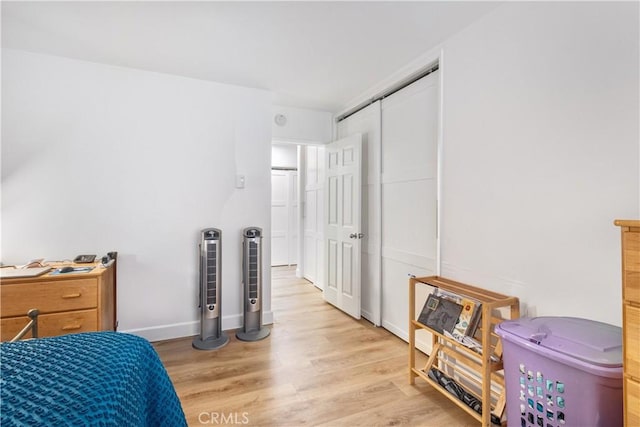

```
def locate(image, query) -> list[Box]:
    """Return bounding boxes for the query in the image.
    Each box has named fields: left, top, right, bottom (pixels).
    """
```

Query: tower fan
left=193, top=228, right=229, bottom=350
left=236, top=227, right=270, bottom=341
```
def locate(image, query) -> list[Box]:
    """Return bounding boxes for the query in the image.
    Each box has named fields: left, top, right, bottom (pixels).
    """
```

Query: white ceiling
left=1, top=1, right=501, bottom=112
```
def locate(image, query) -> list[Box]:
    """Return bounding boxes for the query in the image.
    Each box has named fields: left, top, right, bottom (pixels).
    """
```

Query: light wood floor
left=154, top=266, right=477, bottom=426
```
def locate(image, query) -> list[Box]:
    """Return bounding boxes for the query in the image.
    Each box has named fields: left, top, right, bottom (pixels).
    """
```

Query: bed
left=0, top=332, right=187, bottom=426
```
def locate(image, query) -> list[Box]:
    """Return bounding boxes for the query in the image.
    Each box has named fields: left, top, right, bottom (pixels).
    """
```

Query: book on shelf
left=435, top=288, right=482, bottom=339
left=442, top=330, right=501, bottom=363
left=417, top=294, right=463, bottom=334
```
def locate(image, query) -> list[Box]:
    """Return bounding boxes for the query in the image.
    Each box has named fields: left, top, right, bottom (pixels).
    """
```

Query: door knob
left=349, top=233, right=358, bottom=239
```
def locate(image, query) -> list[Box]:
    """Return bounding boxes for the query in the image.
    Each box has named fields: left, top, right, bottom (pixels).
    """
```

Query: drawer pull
left=61, top=293, right=81, bottom=299
left=61, top=324, right=82, bottom=331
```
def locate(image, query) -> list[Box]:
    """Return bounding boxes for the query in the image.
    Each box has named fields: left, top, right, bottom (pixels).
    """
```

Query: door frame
left=271, top=140, right=327, bottom=290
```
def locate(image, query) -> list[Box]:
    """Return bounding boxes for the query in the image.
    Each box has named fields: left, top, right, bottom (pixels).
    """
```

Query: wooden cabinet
left=409, top=276, right=519, bottom=427
left=615, top=219, right=640, bottom=427
left=0, top=263, right=116, bottom=341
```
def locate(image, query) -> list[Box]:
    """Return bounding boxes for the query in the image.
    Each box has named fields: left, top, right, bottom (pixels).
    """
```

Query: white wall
left=335, top=1, right=638, bottom=331
left=272, top=105, right=333, bottom=144
left=1, top=49, right=273, bottom=341
left=440, top=2, right=639, bottom=326
left=271, top=144, right=297, bottom=169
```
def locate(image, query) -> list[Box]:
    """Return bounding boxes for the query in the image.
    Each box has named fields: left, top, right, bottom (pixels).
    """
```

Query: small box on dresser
left=615, top=219, right=640, bottom=427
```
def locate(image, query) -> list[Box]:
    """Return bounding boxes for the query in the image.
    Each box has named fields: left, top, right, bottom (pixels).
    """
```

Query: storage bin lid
left=497, top=317, right=622, bottom=367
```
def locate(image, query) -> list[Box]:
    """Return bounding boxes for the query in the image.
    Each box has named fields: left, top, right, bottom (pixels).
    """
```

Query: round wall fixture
left=274, top=114, right=287, bottom=126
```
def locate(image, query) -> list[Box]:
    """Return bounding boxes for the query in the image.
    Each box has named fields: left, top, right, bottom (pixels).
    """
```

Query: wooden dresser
left=615, top=219, right=640, bottom=427
left=0, top=262, right=116, bottom=341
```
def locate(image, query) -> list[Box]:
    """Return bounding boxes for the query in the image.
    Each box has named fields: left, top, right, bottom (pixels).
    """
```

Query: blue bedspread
left=1, top=332, right=186, bottom=426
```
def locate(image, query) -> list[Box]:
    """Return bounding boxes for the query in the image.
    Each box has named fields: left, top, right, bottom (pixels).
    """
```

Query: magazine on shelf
left=435, top=288, right=483, bottom=339
left=417, top=294, right=464, bottom=334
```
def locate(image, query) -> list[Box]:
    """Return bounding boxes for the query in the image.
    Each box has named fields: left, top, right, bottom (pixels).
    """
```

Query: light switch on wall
left=235, top=175, right=245, bottom=189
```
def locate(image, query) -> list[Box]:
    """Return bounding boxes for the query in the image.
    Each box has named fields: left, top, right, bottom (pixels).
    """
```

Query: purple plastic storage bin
left=495, top=317, right=622, bottom=427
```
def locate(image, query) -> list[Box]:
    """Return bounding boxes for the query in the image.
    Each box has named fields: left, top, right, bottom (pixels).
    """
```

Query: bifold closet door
left=380, top=70, right=439, bottom=339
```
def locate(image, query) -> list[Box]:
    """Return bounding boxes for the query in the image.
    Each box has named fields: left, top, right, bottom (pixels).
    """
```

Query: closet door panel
left=380, top=70, right=439, bottom=338
left=382, top=179, right=437, bottom=263
left=381, top=80, right=438, bottom=182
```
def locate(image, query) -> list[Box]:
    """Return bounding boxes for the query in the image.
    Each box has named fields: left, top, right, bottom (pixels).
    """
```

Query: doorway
left=271, top=168, right=298, bottom=266
left=271, top=144, right=298, bottom=267
left=270, top=142, right=326, bottom=289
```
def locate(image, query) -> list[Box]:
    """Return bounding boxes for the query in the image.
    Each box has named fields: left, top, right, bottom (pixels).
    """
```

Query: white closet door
left=337, top=101, right=382, bottom=326
left=381, top=70, right=439, bottom=340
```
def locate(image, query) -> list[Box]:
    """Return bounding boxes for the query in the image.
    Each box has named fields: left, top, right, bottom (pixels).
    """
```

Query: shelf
left=411, top=320, right=504, bottom=371
left=412, top=366, right=488, bottom=424
left=409, top=276, right=519, bottom=427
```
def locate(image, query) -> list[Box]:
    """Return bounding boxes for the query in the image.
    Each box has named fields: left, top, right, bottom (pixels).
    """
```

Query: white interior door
left=302, top=146, right=325, bottom=287
left=288, top=171, right=298, bottom=265
left=324, top=133, right=362, bottom=319
left=272, top=170, right=288, bottom=266
left=336, top=101, right=382, bottom=326
left=271, top=169, right=298, bottom=266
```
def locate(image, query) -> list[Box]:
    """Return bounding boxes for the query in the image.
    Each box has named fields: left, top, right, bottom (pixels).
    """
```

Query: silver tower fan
left=236, top=227, right=270, bottom=341
left=193, top=228, right=229, bottom=350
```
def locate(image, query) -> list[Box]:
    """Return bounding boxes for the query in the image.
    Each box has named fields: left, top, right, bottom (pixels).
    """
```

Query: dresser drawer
left=625, top=304, right=640, bottom=379
left=624, top=231, right=640, bottom=304
left=1, top=279, right=97, bottom=317
left=626, top=377, right=640, bottom=427
left=1, top=309, right=98, bottom=341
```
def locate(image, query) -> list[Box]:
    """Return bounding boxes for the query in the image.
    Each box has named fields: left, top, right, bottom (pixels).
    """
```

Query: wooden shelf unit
left=409, top=276, right=519, bottom=427
left=614, top=219, right=640, bottom=427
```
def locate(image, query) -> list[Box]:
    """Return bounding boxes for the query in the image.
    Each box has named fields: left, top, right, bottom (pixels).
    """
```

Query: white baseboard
left=262, top=310, right=274, bottom=325
left=381, top=319, right=408, bottom=342
left=382, top=319, right=433, bottom=355
left=361, top=309, right=382, bottom=327
left=122, top=311, right=274, bottom=342
left=123, top=320, right=199, bottom=342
